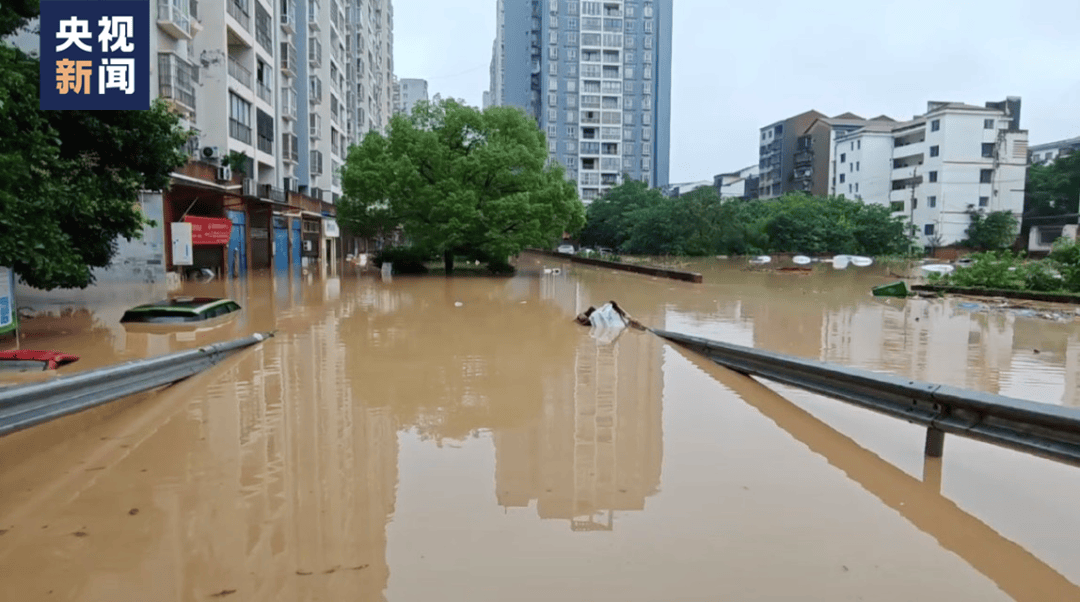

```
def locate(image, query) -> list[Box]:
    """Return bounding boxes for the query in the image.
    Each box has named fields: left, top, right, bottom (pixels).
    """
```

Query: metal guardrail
left=653, top=329, right=1080, bottom=467
left=0, top=333, right=273, bottom=437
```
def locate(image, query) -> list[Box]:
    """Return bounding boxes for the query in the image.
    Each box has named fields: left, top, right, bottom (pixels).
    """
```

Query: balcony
left=227, top=0, right=251, bottom=32
left=280, top=42, right=297, bottom=75
left=257, top=135, right=273, bottom=155
left=256, top=80, right=272, bottom=103
left=259, top=184, right=287, bottom=203
left=282, top=132, right=299, bottom=163
left=228, top=55, right=252, bottom=89
left=794, top=150, right=813, bottom=166
left=891, top=165, right=921, bottom=181
left=308, top=39, right=322, bottom=68
left=281, top=2, right=296, bottom=33
left=157, top=53, right=196, bottom=119
left=308, top=1, right=321, bottom=30
left=281, top=87, right=297, bottom=119
left=157, top=0, right=192, bottom=39
left=229, top=118, right=252, bottom=144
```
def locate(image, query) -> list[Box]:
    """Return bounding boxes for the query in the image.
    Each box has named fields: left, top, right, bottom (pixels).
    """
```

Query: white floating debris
left=849, top=256, right=873, bottom=267
left=749, top=255, right=772, bottom=265
left=454, top=302, right=464, bottom=307
left=832, top=255, right=850, bottom=270
left=792, top=255, right=812, bottom=265
left=921, top=264, right=954, bottom=274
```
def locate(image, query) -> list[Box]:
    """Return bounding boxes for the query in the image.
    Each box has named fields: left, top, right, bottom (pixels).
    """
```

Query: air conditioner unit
left=216, top=165, right=233, bottom=181
left=202, top=146, right=221, bottom=161
left=303, top=240, right=314, bottom=252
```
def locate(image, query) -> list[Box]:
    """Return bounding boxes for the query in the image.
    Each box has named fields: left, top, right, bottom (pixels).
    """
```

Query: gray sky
left=393, top=0, right=1080, bottom=184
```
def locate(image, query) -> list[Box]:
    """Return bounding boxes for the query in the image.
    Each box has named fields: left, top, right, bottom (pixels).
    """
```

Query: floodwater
left=1, top=256, right=1079, bottom=601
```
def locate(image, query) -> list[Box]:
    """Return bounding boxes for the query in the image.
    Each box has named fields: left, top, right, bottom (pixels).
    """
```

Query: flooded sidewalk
left=1, top=259, right=1078, bottom=600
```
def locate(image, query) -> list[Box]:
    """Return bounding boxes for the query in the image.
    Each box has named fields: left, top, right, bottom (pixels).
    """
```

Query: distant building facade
left=394, top=77, right=428, bottom=114
left=833, top=98, right=1028, bottom=249
left=713, top=165, right=759, bottom=199
left=1029, top=135, right=1080, bottom=165
left=487, top=0, right=674, bottom=202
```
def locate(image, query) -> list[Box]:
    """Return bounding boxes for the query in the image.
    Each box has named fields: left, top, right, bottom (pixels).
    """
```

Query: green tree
left=579, top=178, right=664, bottom=251
left=963, top=210, right=1019, bottom=250
left=339, top=99, right=584, bottom=273
left=1026, top=151, right=1080, bottom=217
left=0, top=9, right=191, bottom=290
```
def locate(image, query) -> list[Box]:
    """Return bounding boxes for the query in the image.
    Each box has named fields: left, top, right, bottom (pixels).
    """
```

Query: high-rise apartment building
left=152, top=0, right=393, bottom=205
left=393, top=78, right=429, bottom=114
left=486, top=0, right=673, bottom=201
left=144, top=0, right=394, bottom=275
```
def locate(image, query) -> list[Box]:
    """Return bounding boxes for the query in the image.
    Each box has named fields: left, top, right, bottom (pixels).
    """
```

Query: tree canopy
left=339, top=99, right=584, bottom=272
left=963, top=210, right=1019, bottom=251
left=1026, top=151, right=1080, bottom=218
left=580, top=183, right=912, bottom=256
left=1, top=5, right=190, bottom=290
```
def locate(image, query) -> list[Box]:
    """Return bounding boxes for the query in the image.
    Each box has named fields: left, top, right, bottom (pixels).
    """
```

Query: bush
left=373, top=246, right=433, bottom=274
left=1047, top=239, right=1080, bottom=292
left=486, top=260, right=516, bottom=275
left=940, top=251, right=1026, bottom=289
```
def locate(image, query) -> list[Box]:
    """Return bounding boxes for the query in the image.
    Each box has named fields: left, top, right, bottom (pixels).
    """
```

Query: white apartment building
left=832, top=98, right=1028, bottom=248
left=393, top=78, right=428, bottom=114
left=152, top=0, right=394, bottom=204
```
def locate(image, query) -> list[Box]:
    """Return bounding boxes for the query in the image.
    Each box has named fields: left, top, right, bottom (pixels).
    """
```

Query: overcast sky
left=393, top=0, right=1080, bottom=184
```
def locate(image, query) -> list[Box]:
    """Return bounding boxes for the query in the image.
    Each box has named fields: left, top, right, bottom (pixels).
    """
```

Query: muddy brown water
left=1, top=255, right=1079, bottom=601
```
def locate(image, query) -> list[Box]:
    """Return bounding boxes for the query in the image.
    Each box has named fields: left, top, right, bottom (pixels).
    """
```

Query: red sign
left=184, top=216, right=233, bottom=245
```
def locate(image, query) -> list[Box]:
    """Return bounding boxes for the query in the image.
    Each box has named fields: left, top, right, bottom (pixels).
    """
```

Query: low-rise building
left=1029, top=135, right=1080, bottom=165
left=713, top=165, right=759, bottom=199
left=834, top=97, right=1028, bottom=249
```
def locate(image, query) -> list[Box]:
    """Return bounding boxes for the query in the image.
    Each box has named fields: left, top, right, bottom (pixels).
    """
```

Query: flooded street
left=2, top=255, right=1079, bottom=601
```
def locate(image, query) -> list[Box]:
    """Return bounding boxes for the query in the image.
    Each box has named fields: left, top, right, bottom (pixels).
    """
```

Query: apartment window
left=929, top=145, right=939, bottom=157
left=840, top=153, right=846, bottom=163
left=643, top=142, right=652, bottom=156
left=229, top=92, right=251, bottom=143
left=644, top=3, right=653, bottom=17
left=981, top=143, right=995, bottom=158
left=642, top=128, right=651, bottom=141
left=924, top=224, right=935, bottom=235
left=848, top=184, right=852, bottom=194
left=857, top=140, right=861, bottom=150
left=980, top=169, right=993, bottom=183
left=644, top=19, right=653, bottom=33
left=928, top=195, right=937, bottom=207
left=549, top=93, right=558, bottom=106
left=623, top=112, right=634, bottom=124
left=566, top=126, right=576, bottom=136
left=839, top=173, right=845, bottom=183
left=890, top=201, right=904, bottom=212
left=984, top=118, right=995, bottom=129
left=928, top=171, right=938, bottom=183
left=931, top=119, right=940, bottom=132
left=856, top=161, right=860, bottom=171
left=912, top=198, right=918, bottom=209
left=548, top=108, right=558, bottom=122
left=625, top=66, right=635, bottom=79
left=549, top=140, right=557, bottom=153
left=855, top=182, right=859, bottom=193
left=850, top=142, right=854, bottom=151
left=623, top=127, right=634, bottom=140
left=642, top=112, right=651, bottom=125
left=850, top=163, right=854, bottom=172
left=547, top=124, right=557, bottom=138
left=979, top=195, right=989, bottom=207
left=549, top=61, right=558, bottom=75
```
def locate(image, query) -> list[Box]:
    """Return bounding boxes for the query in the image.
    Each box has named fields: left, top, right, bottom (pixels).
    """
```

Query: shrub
left=373, top=246, right=433, bottom=274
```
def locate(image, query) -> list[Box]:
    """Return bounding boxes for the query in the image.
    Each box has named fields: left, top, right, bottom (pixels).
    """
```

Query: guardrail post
left=924, top=426, right=946, bottom=458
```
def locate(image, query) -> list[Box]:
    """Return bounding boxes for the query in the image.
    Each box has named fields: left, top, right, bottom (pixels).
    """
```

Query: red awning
left=184, top=216, right=233, bottom=245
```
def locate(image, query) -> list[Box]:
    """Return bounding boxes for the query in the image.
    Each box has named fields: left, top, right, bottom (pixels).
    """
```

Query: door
left=291, top=218, right=302, bottom=271
left=273, top=216, right=289, bottom=273
left=227, top=210, right=247, bottom=278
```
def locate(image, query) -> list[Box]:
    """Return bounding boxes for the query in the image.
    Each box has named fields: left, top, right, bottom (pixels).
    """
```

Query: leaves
left=580, top=186, right=912, bottom=256
left=963, top=210, right=1019, bottom=251
left=0, top=43, right=189, bottom=289
left=339, top=99, right=584, bottom=271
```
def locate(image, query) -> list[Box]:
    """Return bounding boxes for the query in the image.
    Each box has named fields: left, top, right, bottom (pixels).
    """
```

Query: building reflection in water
left=494, top=272, right=664, bottom=531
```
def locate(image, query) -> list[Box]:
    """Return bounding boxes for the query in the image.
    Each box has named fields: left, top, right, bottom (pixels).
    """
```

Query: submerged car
left=120, top=297, right=241, bottom=325
left=557, top=244, right=576, bottom=254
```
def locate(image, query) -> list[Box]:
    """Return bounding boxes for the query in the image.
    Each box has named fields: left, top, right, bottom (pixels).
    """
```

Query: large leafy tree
left=963, top=210, right=1019, bottom=251
left=579, top=178, right=664, bottom=251
left=339, top=99, right=584, bottom=272
left=1026, top=151, right=1080, bottom=218
left=1, top=4, right=190, bottom=290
